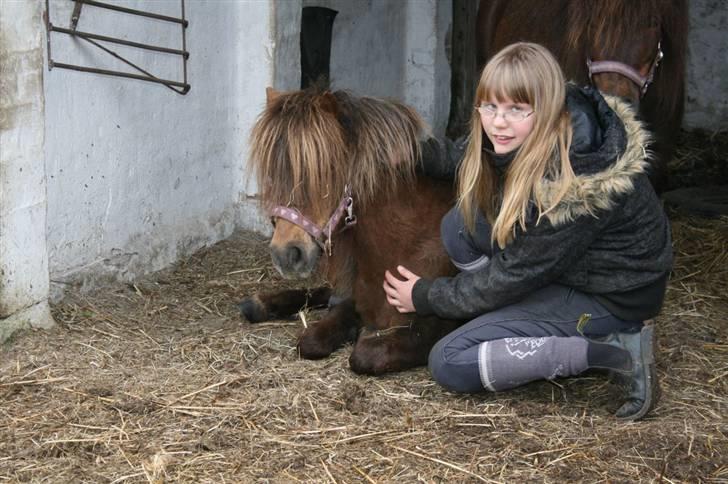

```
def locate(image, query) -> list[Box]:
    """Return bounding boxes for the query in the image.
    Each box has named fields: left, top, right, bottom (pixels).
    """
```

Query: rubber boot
left=613, top=324, right=659, bottom=420
left=587, top=323, right=659, bottom=420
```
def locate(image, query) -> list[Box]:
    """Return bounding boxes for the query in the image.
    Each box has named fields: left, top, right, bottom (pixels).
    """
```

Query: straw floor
left=1, top=134, right=727, bottom=483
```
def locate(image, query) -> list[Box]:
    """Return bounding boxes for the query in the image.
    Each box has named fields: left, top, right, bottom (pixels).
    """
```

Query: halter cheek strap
left=270, top=185, right=357, bottom=255
left=270, top=206, right=324, bottom=240
left=587, top=41, right=664, bottom=97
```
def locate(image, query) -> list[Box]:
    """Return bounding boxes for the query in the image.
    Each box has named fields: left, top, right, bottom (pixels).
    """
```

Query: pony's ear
left=266, top=87, right=282, bottom=106
left=318, top=91, right=338, bottom=115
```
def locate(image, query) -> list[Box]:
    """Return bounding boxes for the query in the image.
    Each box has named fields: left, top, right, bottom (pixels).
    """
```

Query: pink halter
left=270, top=185, right=357, bottom=255
left=587, top=42, right=664, bottom=97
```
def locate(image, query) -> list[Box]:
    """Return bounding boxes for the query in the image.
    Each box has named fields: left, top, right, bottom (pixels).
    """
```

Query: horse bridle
left=586, top=41, right=664, bottom=97
left=270, top=185, right=357, bottom=256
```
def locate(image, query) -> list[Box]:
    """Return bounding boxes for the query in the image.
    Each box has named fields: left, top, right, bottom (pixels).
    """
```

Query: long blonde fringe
left=249, top=89, right=425, bottom=218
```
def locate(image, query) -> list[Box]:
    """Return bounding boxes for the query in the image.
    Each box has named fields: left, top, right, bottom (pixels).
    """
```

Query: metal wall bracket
left=45, top=0, right=190, bottom=94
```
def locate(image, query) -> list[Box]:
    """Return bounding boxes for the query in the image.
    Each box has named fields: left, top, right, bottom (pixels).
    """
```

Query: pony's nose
left=271, top=242, right=306, bottom=270
left=285, top=244, right=303, bottom=267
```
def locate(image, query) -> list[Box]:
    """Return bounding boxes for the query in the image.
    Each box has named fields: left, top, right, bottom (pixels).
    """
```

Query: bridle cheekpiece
left=587, top=41, right=664, bottom=98
left=270, top=185, right=357, bottom=256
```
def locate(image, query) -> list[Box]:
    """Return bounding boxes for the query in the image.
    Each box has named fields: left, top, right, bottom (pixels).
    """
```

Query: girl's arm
left=417, top=136, right=469, bottom=180
left=411, top=212, right=611, bottom=320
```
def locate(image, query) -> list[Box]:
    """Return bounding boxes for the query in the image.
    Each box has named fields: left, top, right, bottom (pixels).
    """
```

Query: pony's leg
left=238, top=287, right=331, bottom=323
left=349, top=316, right=462, bottom=375
left=298, top=298, right=360, bottom=359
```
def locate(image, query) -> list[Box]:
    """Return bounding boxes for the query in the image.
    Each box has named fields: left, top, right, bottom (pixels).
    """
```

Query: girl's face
left=478, top=97, right=536, bottom=154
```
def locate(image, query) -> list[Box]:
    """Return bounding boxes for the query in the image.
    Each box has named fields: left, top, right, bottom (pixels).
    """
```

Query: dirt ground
left=2, top=132, right=727, bottom=483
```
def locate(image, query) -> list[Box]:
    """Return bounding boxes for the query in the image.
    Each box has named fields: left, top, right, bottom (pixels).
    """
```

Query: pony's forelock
left=249, top=88, right=425, bottom=219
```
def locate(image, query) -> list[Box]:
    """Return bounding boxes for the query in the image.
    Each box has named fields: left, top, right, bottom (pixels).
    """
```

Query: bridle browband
left=270, top=185, right=357, bottom=256
left=586, top=41, right=664, bottom=97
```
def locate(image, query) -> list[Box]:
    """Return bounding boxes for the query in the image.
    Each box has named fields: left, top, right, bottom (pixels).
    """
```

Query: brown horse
left=476, top=0, right=688, bottom=192
left=239, top=87, right=461, bottom=375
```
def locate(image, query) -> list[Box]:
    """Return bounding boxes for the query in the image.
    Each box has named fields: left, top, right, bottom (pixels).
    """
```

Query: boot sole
left=617, top=325, right=659, bottom=421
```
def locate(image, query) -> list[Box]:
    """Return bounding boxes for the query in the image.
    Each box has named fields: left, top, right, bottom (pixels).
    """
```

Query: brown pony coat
left=241, top=87, right=459, bottom=374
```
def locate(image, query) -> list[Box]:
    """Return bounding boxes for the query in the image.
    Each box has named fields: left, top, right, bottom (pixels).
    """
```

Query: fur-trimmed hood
left=536, top=86, right=652, bottom=227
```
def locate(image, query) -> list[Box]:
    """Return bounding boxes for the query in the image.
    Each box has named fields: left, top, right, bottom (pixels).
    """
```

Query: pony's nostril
left=287, top=245, right=303, bottom=266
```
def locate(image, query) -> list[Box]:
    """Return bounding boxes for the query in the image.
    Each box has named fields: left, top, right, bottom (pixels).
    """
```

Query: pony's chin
left=273, top=265, right=317, bottom=280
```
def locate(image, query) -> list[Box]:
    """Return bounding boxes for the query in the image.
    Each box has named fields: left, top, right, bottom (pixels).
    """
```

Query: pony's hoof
left=238, top=296, right=269, bottom=323
left=349, top=332, right=426, bottom=375
left=349, top=344, right=393, bottom=375
left=297, top=332, right=336, bottom=360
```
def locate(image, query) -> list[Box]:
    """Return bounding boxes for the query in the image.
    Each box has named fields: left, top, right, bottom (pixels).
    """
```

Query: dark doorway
left=300, top=7, right=338, bottom=89
left=446, top=0, right=478, bottom=139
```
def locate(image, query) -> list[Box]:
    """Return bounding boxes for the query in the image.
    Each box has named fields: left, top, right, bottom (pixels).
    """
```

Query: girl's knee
left=428, top=342, right=485, bottom=394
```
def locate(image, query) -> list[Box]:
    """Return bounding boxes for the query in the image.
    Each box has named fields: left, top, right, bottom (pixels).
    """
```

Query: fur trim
left=536, top=95, right=652, bottom=226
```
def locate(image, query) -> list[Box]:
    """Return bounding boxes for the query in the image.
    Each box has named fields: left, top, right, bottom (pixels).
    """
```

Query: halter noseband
left=587, top=41, right=663, bottom=97
left=270, top=185, right=357, bottom=256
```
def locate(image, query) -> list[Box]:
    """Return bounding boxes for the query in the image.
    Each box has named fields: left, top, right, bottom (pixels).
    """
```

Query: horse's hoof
left=349, top=333, right=426, bottom=375
left=297, top=332, right=336, bottom=360
left=349, top=354, right=388, bottom=375
left=238, top=296, right=269, bottom=323
left=349, top=346, right=391, bottom=375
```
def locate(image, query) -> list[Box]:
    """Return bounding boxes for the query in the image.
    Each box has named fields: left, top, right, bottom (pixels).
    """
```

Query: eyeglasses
left=475, top=104, right=534, bottom=123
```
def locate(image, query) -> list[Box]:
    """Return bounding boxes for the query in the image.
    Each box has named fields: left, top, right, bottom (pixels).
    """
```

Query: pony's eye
left=270, top=217, right=277, bottom=228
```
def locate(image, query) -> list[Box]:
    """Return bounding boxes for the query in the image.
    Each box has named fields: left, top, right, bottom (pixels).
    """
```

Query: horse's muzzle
left=270, top=241, right=321, bottom=279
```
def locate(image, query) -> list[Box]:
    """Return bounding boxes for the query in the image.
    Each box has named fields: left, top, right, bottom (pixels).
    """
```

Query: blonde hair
left=457, top=42, right=574, bottom=248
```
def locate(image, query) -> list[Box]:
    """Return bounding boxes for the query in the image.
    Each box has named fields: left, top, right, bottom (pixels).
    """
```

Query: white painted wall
left=685, top=0, right=728, bottom=129
left=296, top=0, right=452, bottom=137
left=0, top=0, right=56, bottom=340
left=272, top=0, right=301, bottom=92
left=315, top=0, right=407, bottom=98
left=44, top=0, right=273, bottom=296
left=403, top=0, right=451, bottom=138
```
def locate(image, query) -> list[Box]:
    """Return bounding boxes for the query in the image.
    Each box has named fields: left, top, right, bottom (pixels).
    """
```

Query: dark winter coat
left=412, top=86, right=673, bottom=322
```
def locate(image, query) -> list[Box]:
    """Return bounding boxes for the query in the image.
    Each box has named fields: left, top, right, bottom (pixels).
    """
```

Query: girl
left=383, top=43, right=672, bottom=420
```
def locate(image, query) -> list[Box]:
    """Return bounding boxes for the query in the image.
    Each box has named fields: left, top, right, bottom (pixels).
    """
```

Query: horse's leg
left=298, top=298, right=361, bottom=359
left=349, top=316, right=462, bottom=375
left=238, top=287, right=331, bottom=323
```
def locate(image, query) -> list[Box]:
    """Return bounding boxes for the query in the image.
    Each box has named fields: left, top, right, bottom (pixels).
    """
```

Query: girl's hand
left=383, top=265, right=421, bottom=313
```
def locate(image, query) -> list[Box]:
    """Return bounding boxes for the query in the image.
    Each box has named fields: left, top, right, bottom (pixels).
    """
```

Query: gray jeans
left=429, top=208, right=641, bottom=393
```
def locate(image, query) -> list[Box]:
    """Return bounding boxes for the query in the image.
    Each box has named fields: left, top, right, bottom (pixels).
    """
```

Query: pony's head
left=249, top=87, right=425, bottom=279
left=569, top=0, right=687, bottom=111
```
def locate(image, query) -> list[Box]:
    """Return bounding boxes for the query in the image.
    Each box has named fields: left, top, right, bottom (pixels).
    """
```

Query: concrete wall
left=685, top=0, right=728, bottom=130
left=403, top=0, right=452, bottom=138
left=292, top=0, right=452, bottom=137
left=0, top=0, right=55, bottom=340
left=272, top=0, right=301, bottom=92
left=43, top=0, right=273, bottom=297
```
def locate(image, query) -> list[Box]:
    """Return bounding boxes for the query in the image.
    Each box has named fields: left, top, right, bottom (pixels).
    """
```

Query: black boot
left=613, top=324, right=659, bottom=420
left=586, top=323, right=659, bottom=420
